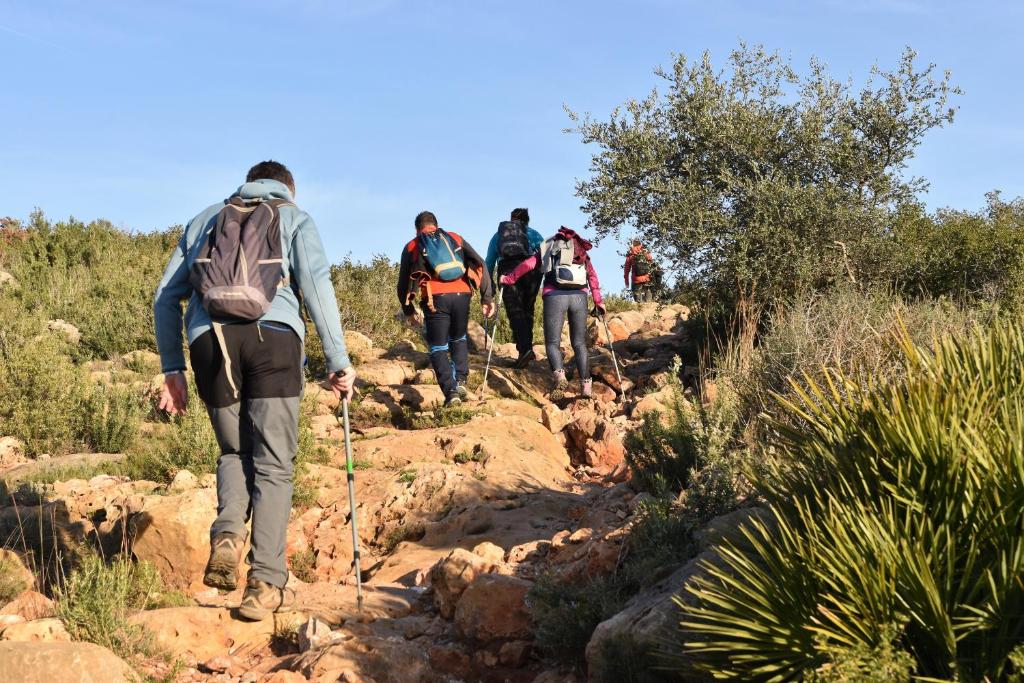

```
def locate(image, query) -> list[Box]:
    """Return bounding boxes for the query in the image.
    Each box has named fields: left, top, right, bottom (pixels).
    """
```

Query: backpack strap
left=211, top=321, right=240, bottom=400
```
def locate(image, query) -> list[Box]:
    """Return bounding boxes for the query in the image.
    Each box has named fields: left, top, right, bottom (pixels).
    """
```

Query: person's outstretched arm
left=499, top=253, right=539, bottom=286
left=290, top=212, right=355, bottom=398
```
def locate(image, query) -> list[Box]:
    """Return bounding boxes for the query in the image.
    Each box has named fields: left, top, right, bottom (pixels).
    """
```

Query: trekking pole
left=340, top=398, right=364, bottom=612
left=481, top=285, right=504, bottom=389
left=600, top=314, right=625, bottom=400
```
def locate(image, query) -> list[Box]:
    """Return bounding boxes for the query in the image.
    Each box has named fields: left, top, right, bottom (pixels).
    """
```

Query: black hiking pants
left=497, top=260, right=541, bottom=355
left=190, top=320, right=304, bottom=588
left=422, top=293, right=470, bottom=399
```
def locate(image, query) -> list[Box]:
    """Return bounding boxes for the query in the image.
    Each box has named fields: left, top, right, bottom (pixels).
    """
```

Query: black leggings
left=542, top=292, right=589, bottom=379
left=497, top=261, right=541, bottom=354
left=423, top=293, right=470, bottom=398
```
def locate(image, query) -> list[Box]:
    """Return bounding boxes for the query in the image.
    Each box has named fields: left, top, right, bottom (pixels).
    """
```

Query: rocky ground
left=0, top=303, right=706, bottom=682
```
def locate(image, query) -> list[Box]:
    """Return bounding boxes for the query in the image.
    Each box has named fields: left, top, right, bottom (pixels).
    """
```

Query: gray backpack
left=189, top=196, right=291, bottom=320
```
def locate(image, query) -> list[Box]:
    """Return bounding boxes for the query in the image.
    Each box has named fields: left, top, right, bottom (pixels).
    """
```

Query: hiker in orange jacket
left=624, top=239, right=656, bottom=303
left=397, top=211, right=494, bottom=406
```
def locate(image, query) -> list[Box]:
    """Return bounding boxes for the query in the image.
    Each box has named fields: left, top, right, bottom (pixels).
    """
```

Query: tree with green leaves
left=568, top=44, right=959, bottom=322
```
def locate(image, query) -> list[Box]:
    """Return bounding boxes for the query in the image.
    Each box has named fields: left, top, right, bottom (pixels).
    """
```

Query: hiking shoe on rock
left=203, top=532, right=246, bottom=591
left=581, top=378, right=593, bottom=398
left=456, top=382, right=469, bottom=399
left=238, top=577, right=295, bottom=621
left=550, top=370, right=569, bottom=400
left=514, top=349, right=536, bottom=369
left=444, top=394, right=463, bottom=407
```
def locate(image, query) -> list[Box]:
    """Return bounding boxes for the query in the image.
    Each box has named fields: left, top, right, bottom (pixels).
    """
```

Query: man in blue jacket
left=485, top=208, right=544, bottom=368
left=153, top=161, right=356, bottom=620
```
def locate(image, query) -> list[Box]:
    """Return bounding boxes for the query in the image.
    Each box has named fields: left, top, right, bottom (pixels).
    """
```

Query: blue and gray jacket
left=153, top=179, right=350, bottom=375
left=485, top=225, right=545, bottom=280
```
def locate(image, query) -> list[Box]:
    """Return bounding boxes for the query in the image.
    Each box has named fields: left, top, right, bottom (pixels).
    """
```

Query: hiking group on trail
left=152, top=159, right=661, bottom=622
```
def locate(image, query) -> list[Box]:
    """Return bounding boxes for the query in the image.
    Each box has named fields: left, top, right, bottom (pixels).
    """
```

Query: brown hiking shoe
left=203, top=532, right=246, bottom=591
left=237, top=577, right=295, bottom=621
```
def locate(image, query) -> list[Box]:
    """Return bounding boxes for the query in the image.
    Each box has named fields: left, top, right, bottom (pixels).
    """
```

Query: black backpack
left=633, top=249, right=652, bottom=277
left=189, top=196, right=291, bottom=320
left=497, top=220, right=530, bottom=260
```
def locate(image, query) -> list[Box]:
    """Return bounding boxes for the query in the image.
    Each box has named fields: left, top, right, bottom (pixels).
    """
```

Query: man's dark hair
left=415, top=211, right=438, bottom=230
left=511, top=208, right=529, bottom=224
left=246, top=160, right=295, bottom=192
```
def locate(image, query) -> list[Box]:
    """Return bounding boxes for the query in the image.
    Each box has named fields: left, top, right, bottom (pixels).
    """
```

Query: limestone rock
left=168, top=469, right=199, bottom=492
left=0, top=436, right=27, bottom=471
left=428, top=548, right=496, bottom=619
left=356, top=360, right=412, bottom=387
left=0, top=270, right=17, bottom=289
left=131, top=488, right=219, bottom=591
left=345, top=330, right=374, bottom=359
left=0, top=617, right=70, bottom=642
left=0, top=550, right=35, bottom=597
left=300, top=635, right=440, bottom=683
left=471, top=541, right=506, bottom=565
left=130, top=606, right=296, bottom=661
left=0, top=590, right=54, bottom=621
left=540, top=404, right=568, bottom=433
left=46, top=319, right=81, bottom=345
left=454, top=574, right=533, bottom=642
left=0, top=641, right=134, bottom=682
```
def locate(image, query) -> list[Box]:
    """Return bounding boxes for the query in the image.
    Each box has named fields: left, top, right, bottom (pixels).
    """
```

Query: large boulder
left=356, top=360, right=413, bottom=387
left=131, top=488, right=219, bottom=591
left=299, top=635, right=441, bottom=683
left=427, top=548, right=498, bottom=619
left=0, top=590, right=55, bottom=621
left=0, top=550, right=35, bottom=598
left=0, top=641, right=134, bottom=682
left=130, top=606, right=298, bottom=661
left=46, top=319, right=81, bottom=345
left=454, top=574, right=533, bottom=642
left=0, top=617, right=70, bottom=642
left=565, top=404, right=626, bottom=471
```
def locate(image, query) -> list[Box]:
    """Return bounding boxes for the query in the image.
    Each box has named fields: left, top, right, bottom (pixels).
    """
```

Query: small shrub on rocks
left=82, top=384, right=144, bottom=453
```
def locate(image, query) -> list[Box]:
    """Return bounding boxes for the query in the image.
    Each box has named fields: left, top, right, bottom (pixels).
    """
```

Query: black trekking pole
left=600, top=314, right=625, bottom=400
left=339, top=398, right=364, bottom=612
left=482, top=285, right=505, bottom=390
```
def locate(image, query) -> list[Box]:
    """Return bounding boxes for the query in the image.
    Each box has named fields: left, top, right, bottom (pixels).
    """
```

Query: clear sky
left=2, top=0, right=1021, bottom=291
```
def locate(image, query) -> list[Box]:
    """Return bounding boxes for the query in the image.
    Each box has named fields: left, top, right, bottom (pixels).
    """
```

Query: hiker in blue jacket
left=485, top=208, right=544, bottom=368
left=153, top=161, right=356, bottom=621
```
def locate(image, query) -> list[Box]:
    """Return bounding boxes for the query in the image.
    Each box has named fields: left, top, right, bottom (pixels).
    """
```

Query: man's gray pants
left=189, top=321, right=305, bottom=589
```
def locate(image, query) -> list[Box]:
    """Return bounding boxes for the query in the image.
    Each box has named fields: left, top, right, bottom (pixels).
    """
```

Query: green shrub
left=403, top=404, right=479, bottom=430
left=680, top=320, right=1024, bottom=681
left=56, top=552, right=170, bottom=659
left=2, top=212, right=179, bottom=359
left=728, top=285, right=996, bottom=431
left=529, top=498, right=695, bottom=668
left=124, top=381, right=219, bottom=483
left=82, top=384, right=144, bottom=453
left=804, top=624, right=915, bottom=683
left=380, top=522, right=425, bottom=554
left=626, top=364, right=743, bottom=516
left=0, top=310, right=87, bottom=456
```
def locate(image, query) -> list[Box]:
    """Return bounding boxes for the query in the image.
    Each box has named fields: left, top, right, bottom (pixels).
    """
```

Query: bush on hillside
left=626, top=362, right=745, bottom=521
left=56, top=552, right=184, bottom=660
left=724, top=286, right=998, bottom=431
left=0, top=302, right=87, bottom=456
left=680, top=320, right=1024, bottom=681
left=1, top=212, right=180, bottom=359
left=82, top=384, right=144, bottom=453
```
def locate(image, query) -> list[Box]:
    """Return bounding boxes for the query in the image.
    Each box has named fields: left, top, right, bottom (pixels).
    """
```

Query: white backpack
left=545, top=237, right=588, bottom=289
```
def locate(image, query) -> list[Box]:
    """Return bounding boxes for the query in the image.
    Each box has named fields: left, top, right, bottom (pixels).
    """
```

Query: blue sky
left=2, top=0, right=1022, bottom=290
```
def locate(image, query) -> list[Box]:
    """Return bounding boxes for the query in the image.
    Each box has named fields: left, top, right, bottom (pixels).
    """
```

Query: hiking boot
left=581, top=378, right=593, bottom=399
left=456, top=382, right=469, bottom=399
left=444, top=394, right=463, bottom=408
left=237, top=577, right=295, bottom=621
left=513, top=349, right=536, bottom=369
left=550, top=370, right=568, bottom=400
left=203, top=532, right=246, bottom=591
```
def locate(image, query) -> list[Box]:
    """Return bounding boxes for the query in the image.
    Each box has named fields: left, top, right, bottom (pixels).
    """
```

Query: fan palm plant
left=679, top=320, right=1024, bottom=681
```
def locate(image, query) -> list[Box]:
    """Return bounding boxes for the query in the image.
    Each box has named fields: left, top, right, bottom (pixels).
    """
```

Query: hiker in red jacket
left=500, top=226, right=604, bottom=399
left=397, top=211, right=494, bottom=406
left=624, top=240, right=656, bottom=303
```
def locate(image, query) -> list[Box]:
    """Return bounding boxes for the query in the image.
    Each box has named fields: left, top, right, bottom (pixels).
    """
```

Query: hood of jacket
left=232, top=178, right=294, bottom=203
left=556, top=226, right=593, bottom=252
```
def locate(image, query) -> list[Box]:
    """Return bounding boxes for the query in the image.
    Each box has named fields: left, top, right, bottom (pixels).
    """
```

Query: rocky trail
left=0, top=304, right=702, bottom=682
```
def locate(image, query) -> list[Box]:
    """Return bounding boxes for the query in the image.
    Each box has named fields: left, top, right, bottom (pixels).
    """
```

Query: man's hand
left=328, top=366, right=357, bottom=401
left=592, top=302, right=607, bottom=317
left=482, top=302, right=496, bottom=318
left=158, top=372, right=188, bottom=415
left=409, top=310, right=424, bottom=327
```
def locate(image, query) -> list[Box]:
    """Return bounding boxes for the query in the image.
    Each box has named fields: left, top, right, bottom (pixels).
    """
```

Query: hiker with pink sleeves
left=500, top=226, right=604, bottom=398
